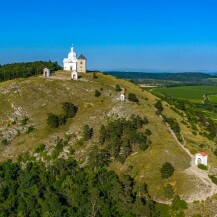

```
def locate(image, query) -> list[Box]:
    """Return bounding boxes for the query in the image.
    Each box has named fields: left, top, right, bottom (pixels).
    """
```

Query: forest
left=0, top=61, right=62, bottom=82
left=0, top=116, right=188, bottom=216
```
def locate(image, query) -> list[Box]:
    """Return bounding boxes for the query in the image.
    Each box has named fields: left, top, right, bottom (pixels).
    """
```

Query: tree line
left=0, top=61, right=62, bottom=82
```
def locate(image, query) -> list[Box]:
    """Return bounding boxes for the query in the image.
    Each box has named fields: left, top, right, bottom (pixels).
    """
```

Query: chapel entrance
left=197, top=158, right=202, bottom=165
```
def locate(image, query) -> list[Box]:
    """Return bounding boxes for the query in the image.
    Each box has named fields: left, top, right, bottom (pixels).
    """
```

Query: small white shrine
left=43, top=68, right=50, bottom=77
left=120, top=93, right=125, bottom=101
left=195, top=152, right=208, bottom=166
left=71, top=71, right=78, bottom=80
left=120, top=88, right=125, bottom=101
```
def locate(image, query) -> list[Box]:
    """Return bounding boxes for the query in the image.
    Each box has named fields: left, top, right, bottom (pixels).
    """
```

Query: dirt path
left=160, top=115, right=217, bottom=203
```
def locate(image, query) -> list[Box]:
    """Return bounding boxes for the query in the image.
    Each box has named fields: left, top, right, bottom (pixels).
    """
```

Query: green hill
left=1, top=70, right=217, bottom=216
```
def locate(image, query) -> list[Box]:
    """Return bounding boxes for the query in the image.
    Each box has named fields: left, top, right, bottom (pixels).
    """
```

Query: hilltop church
left=63, top=46, right=87, bottom=73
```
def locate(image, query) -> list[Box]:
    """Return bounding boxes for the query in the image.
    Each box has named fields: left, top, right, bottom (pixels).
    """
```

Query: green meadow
left=153, top=86, right=217, bottom=103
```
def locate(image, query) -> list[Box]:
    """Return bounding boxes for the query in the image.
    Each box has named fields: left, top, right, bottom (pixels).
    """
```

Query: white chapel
left=63, top=46, right=87, bottom=73
left=63, top=46, right=77, bottom=71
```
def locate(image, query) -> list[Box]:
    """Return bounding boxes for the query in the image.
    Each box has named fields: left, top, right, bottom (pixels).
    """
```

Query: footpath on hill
left=160, top=114, right=217, bottom=203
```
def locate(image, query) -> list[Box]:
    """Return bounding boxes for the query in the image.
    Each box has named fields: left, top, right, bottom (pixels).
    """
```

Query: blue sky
left=1, top=0, right=217, bottom=72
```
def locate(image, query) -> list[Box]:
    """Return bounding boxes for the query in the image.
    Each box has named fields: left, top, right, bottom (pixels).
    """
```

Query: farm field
left=208, top=94, right=217, bottom=103
left=153, top=86, right=217, bottom=103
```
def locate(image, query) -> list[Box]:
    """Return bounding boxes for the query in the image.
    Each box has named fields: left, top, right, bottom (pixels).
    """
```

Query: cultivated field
left=153, top=86, right=217, bottom=103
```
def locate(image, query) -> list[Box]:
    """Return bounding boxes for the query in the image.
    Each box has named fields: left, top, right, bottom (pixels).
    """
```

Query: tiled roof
left=78, top=54, right=86, bottom=60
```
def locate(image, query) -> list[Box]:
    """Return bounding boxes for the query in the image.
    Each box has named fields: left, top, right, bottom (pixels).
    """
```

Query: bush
left=58, top=114, right=67, bottom=126
left=47, top=113, right=59, bottom=128
left=115, top=84, right=122, bottom=91
left=198, top=164, right=208, bottom=170
left=27, top=126, right=34, bottom=133
left=93, top=72, right=98, bottom=79
left=163, top=184, right=174, bottom=199
left=145, top=129, right=152, bottom=136
left=139, top=143, right=148, bottom=151
left=35, top=144, right=46, bottom=153
left=160, top=162, right=174, bottom=179
left=21, top=117, right=29, bottom=126
left=62, top=102, right=77, bottom=118
left=171, top=195, right=187, bottom=211
left=1, top=139, right=8, bottom=146
left=214, top=148, right=217, bottom=156
left=155, top=100, right=164, bottom=113
left=95, top=90, right=101, bottom=97
left=128, top=93, right=139, bottom=103
left=83, top=125, right=93, bottom=141
left=209, top=174, right=217, bottom=185
left=52, top=142, right=64, bottom=159
left=47, top=102, right=78, bottom=128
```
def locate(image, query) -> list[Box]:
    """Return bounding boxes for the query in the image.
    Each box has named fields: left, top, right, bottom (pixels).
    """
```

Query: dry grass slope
left=0, top=71, right=217, bottom=207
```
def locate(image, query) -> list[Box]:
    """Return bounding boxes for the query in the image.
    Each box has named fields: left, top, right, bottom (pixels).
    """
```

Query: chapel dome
left=68, top=47, right=77, bottom=59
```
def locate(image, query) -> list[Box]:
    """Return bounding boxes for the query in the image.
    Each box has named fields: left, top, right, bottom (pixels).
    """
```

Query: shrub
left=139, top=143, right=148, bottom=151
left=198, top=164, right=208, bottom=170
left=143, top=117, right=149, bottom=124
left=21, top=117, right=29, bottom=126
left=52, top=142, right=64, bottom=159
left=35, top=144, right=46, bottom=153
left=1, top=139, right=8, bottom=146
left=83, top=125, right=93, bottom=141
left=58, top=114, right=67, bottom=126
left=160, top=162, right=174, bottom=179
left=115, top=84, right=122, bottom=91
left=145, top=129, right=152, bottom=136
left=155, top=100, right=164, bottom=113
left=163, top=184, right=174, bottom=199
left=95, top=90, right=101, bottom=97
left=47, top=113, right=59, bottom=128
left=93, top=72, right=98, bottom=79
left=62, top=102, right=77, bottom=118
left=209, top=174, right=217, bottom=185
left=171, top=195, right=188, bottom=211
left=27, top=126, right=34, bottom=133
left=214, top=148, right=217, bottom=156
left=128, top=93, right=139, bottom=103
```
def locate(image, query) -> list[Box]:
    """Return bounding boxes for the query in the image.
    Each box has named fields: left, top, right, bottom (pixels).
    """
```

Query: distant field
left=208, top=94, right=217, bottom=103
left=153, top=86, right=217, bottom=103
left=208, top=78, right=217, bottom=82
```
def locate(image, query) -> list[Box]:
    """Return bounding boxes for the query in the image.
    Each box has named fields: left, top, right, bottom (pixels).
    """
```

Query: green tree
left=95, top=90, right=101, bottom=97
left=160, top=162, right=174, bottom=179
left=171, top=195, right=187, bottom=212
left=47, top=113, right=59, bottom=128
left=115, top=84, right=122, bottom=91
left=62, top=102, right=77, bottom=118
left=155, top=100, right=164, bottom=113
left=99, top=125, right=106, bottom=145
left=93, top=72, right=98, bottom=79
left=128, top=93, right=139, bottom=103
left=83, top=125, right=93, bottom=141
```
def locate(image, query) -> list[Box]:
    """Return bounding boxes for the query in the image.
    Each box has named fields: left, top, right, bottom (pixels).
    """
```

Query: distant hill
left=0, top=61, right=62, bottom=82
left=106, top=71, right=216, bottom=82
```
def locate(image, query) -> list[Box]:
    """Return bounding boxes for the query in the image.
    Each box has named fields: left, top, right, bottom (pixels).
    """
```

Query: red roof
left=200, top=152, right=208, bottom=156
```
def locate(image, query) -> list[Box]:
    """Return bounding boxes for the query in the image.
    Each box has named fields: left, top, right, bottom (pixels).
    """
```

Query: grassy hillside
left=1, top=71, right=217, bottom=215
